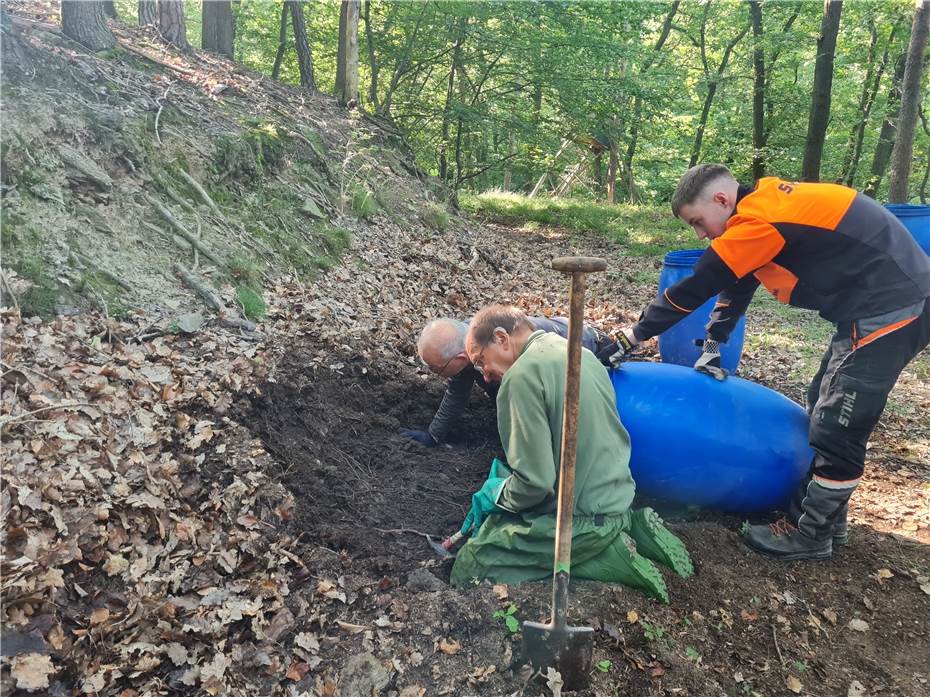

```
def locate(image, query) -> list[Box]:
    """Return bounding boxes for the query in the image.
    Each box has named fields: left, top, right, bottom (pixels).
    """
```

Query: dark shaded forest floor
left=2, top=7, right=929, bottom=697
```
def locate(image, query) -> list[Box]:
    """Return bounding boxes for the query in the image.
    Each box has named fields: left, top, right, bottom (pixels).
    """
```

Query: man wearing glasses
left=400, top=315, right=613, bottom=448
left=448, top=305, right=691, bottom=600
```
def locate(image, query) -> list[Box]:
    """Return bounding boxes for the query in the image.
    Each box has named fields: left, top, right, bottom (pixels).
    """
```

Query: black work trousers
left=806, top=300, right=930, bottom=483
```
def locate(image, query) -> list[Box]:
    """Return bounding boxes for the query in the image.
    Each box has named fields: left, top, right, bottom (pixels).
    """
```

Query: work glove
left=693, top=339, right=727, bottom=381
left=460, top=476, right=506, bottom=535
left=398, top=428, right=437, bottom=447
left=596, top=328, right=639, bottom=367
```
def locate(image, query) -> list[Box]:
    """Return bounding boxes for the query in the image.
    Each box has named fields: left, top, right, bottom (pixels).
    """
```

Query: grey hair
left=468, top=305, right=534, bottom=347
left=671, top=164, right=736, bottom=217
left=417, top=318, right=469, bottom=361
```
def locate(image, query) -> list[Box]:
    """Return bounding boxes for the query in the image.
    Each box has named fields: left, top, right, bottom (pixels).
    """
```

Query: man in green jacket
left=449, top=305, right=692, bottom=602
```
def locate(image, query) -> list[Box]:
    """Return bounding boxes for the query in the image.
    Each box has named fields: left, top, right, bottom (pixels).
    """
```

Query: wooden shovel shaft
left=551, top=267, right=591, bottom=629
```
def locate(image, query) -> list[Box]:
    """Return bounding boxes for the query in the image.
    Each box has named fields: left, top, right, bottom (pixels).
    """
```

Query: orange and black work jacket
left=632, top=177, right=930, bottom=347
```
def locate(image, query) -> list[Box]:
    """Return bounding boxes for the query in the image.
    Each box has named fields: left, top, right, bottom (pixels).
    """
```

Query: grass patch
left=229, top=255, right=264, bottom=288
left=421, top=203, right=450, bottom=231
left=351, top=186, right=378, bottom=219
left=16, top=257, right=58, bottom=318
left=235, top=285, right=266, bottom=321
left=461, top=190, right=694, bottom=256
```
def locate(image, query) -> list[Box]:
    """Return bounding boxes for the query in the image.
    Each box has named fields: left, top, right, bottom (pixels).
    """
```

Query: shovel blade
left=426, top=536, right=453, bottom=559
left=522, top=621, right=594, bottom=691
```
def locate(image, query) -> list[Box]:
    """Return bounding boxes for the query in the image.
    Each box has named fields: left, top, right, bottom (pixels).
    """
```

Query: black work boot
left=746, top=480, right=852, bottom=561
left=786, top=473, right=849, bottom=547
left=832, top=501, right=849, bottom=547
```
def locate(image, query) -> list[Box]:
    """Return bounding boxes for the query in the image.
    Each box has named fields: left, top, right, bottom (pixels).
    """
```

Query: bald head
left=417, top=319, right=469, bottom=373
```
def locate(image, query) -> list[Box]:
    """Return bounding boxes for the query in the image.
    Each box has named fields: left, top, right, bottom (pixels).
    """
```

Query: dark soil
left=243, top=350, right=930, bottom=697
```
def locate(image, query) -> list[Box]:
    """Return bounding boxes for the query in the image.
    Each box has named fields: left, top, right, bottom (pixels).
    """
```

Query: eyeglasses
left=472, top=342, right=490, bottom=374
left=433, top=352, right=462, bottom=378
left=472, top=326, right=506, bottom=374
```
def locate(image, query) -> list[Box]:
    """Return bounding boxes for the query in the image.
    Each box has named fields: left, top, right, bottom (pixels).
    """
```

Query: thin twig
left=770, top=624, right=785, bottom=665
left=1, top=361, right=56, bottom=384
left=154, top=85, right=170, bottom=145
left=0, top=270, right=19, bottom=310
left=372, top=526, right=442, bottom=540
left=1, top=402, right=95, bottom=427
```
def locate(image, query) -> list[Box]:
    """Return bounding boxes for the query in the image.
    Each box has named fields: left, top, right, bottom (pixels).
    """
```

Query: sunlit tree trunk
left=801, top=0, right=843, bottom=182
left=336, top=0, right=360, bottom=106
left=888, top=0, right=930, bottom=202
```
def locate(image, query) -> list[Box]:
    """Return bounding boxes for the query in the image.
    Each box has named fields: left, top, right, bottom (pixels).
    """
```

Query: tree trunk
left=840, top=21, right=895, bottom=185
left=801, top=0, right=843, bottom=182
left=158, top=0, right=191, bottom=51
left=362, top=1, right=380, bottom=110
left=689, top=24, right=748, bottom=168
left=138, top=0, right=157, bottom=27
left=202, top=0, right=235, bottom=59
left=748, top=0, right=766, bottom=180
left=337, top=0, right=360, bottom=106
left=103, top=1, right=116, bottom=19
left=439, top=16, right=466, bottom=183
left=335, top=0, right=349, bottom=96
left=606, top=145, right=618, bottom=205
left=920, top=106, right=930, bottom=202
left=864, top=53, right=908, bottom=197
left=286, top=0, right=316, bottom=90
left=61, top=0, right=115, bottom=51
left=622, top=1, right=679, bottom=199
left=271, top=3, right=290, bottom=80
left=888, top=0, right=930, bottom=202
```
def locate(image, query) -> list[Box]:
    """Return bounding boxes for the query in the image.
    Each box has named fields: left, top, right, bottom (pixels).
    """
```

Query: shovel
left=522, top=256, right=606, bottom=691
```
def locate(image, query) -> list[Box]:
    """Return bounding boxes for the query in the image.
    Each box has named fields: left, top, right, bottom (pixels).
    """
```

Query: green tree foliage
left=115, top=1, right=928, bottom=203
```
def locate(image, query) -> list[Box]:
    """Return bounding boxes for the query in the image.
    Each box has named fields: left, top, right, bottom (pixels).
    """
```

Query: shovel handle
left=551, top=256, right=606, bottom=629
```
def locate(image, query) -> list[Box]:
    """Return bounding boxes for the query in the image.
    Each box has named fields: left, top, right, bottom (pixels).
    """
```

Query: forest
left=56, top=0, right=930, bottom=204
left=1, top=2, right=929, bottom=696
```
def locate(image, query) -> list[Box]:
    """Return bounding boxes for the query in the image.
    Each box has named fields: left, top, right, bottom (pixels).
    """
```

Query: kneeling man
left=449, top=305, right=692, bottom=602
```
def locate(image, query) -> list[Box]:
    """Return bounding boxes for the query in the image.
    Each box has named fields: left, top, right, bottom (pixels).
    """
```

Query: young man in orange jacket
left=597, top=164, right=930, bottom=561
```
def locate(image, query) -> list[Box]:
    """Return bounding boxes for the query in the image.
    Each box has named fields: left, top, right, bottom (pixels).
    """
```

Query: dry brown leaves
left=0, top=310, right=311, bottom=694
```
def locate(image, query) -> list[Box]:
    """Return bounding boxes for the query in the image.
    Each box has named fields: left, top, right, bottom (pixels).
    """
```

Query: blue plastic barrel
left=884, top=203, right=930, bottom=257
left=611, top=362, right=812, bottom=513
left=656, top=249, right=746, bottom=373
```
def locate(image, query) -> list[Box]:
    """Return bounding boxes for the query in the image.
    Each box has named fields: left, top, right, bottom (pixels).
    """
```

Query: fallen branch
left=144, top=194, right=225, bottom=267
left=177, top=169, right=226, bottom=223
left=172, top=263, right=256, bottom=333
left=118, top=41, right=195, bottom=76
left=0, top=270, right=19, bottom=310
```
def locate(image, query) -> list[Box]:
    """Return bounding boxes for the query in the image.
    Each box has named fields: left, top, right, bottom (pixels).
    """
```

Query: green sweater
left=495, top=331, right=635, bottom=517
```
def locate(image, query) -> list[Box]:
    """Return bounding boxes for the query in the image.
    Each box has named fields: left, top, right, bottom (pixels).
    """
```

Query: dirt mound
left=247, top=355, right=500, bottom=574
left=241, top=346, right=930, bottom=697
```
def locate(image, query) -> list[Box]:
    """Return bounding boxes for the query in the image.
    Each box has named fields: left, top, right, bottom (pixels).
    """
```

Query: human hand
left=693, top=339, right=728, bottom=380
left=595, top=328, right=639, bottom=367
left=399, top=428, right=438, bottom=447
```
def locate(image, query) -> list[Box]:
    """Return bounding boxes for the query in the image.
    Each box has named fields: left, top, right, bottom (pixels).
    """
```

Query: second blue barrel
left=611, top=362, right=812, bottom=512
left=657, top=249, right=745, bottom=373
left=884, top=203, right=930, bottom=257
